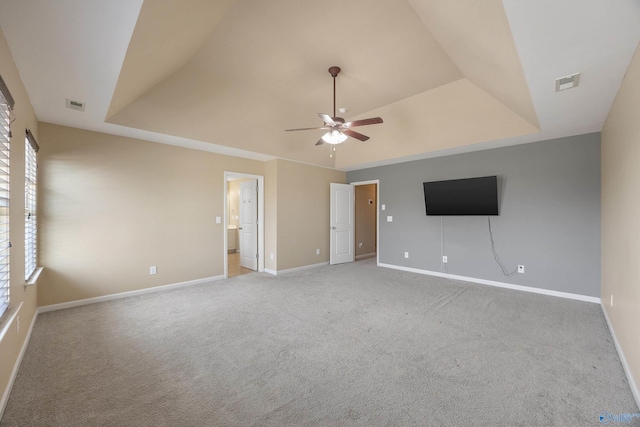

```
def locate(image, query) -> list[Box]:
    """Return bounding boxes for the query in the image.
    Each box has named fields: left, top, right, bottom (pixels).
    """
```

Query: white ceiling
left=0, top=0, right=639, bottom=171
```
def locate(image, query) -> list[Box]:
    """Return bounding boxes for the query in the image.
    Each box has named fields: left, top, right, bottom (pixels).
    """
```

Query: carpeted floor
left=1, top=259, right=638, bottom=426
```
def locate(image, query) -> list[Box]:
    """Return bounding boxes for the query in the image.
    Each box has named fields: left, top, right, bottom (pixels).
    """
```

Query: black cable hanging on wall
left=488, top=217, right=518, bottom=276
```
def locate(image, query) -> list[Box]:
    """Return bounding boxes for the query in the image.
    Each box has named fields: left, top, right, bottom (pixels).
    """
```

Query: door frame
left=349, top=179, right=380, bottom=266
left=224, top=172, right=265, bottom=277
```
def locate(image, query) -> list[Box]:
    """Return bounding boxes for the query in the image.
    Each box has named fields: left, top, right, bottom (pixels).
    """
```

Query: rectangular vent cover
left=66, top=99, right=86, bottom=111
left=555, top=73, right=580, bottom=91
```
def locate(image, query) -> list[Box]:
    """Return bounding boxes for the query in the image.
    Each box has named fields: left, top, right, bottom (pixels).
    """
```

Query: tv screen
left=423, top=176, right=498, bottom=216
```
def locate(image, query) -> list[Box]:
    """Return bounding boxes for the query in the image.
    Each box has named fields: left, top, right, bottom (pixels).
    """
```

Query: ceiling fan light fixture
left=322, top=130, right=348, bottom=144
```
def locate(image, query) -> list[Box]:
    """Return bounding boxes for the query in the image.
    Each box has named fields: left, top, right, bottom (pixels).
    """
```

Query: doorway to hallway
left=329, top=180, right=379, bottom=266
left=354, top=182, right=378, bottom=261
left=224, top=172, right=264, bottom=278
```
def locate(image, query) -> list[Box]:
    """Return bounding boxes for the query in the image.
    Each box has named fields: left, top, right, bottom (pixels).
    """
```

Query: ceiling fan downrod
left=328, top=66, right=341, bottom=118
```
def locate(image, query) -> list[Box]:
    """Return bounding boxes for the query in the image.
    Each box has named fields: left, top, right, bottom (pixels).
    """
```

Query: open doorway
left=354, top=182, right=377, bottom=260
left=224, top=172, right=265, bottom=278
left=353, top=181, right=378, bottom=262
left=329, top=180, right=379, bottom=266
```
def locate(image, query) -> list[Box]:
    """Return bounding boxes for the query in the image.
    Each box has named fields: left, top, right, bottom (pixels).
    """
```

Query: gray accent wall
left=347, top=133, right=601, bottom=297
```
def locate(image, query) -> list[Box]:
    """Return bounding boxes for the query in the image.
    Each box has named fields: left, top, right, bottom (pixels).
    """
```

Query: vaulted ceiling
left=1, top=0, right=639, bottom=170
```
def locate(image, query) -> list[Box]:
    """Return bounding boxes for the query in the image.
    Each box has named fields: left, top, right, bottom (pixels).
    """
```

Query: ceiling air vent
left=66, top=98, right=86, bottom=112
left=555, top=73, right=580, bottom=92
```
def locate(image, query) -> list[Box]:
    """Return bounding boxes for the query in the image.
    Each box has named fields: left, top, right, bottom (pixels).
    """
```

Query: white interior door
left=330, top=183, right=355, bottom=265
left=239, top=179, right=258, bottom=270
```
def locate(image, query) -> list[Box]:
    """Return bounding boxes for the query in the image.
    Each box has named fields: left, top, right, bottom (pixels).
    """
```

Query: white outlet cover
left=381, top=204, right=386, bottom=211
left=150, top=266, right=157, bottom=275
left=443, top=256, right=448, bottom=263
left=216, top=216, right=221, bottom=224
left=387, top=216, right=393, bottom=222
left=404, top=252, right=409, bottom=258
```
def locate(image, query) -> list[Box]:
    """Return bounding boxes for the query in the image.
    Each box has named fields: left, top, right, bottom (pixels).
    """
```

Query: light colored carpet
left=1, top=259, right=638, bottom=426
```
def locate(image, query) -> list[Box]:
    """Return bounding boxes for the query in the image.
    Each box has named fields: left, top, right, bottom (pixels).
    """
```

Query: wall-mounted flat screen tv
left=423, top=175, right=499, bottom=216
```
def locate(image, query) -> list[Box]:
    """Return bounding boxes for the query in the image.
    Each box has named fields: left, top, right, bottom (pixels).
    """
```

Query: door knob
left=238, top=227, right=243, bottom=230
left=331, top=226, right=336, bottom=230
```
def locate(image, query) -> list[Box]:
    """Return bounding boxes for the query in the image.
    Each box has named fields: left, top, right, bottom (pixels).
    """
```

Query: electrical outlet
left=316, top=249, right=320, bottom=255
left=150, top=266, right=157, bottom=275
left=517, top=265, right=524, bottom=274
left=404, top=252, right=409, bottom=258
left=442, top=256, right=447, bottom=263
left=381, top=204, right=386, bottom=211
left=359, top=242, right=363, bottom=248
left=270, top=253, right=274, bottom=260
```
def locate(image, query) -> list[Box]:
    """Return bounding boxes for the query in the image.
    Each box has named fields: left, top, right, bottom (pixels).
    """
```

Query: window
left=0, top=75, right=14, bottom=319
left=25, top=130, right=38, bottom=281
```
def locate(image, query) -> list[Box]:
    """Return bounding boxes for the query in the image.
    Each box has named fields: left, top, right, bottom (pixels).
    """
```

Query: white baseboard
left=1, top=305, right=38, bottom=419
left=377, top=263, right=601, bottom=304
left=601, top=304, right=640, bottom=409
left=273, top=262, right=329, bottom=276
left=356, top=252, right=376, bottom=260
left=264, top=268, right=277, bottom=276
left=38, top=275, right=225, bottom=313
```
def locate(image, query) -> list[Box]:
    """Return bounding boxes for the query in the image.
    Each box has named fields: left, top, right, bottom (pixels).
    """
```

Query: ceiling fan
left=285, top=66, right=383, bottom=146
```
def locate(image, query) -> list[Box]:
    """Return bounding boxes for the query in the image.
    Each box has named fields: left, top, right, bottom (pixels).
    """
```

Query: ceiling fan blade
left=342, top=129, right=370, bottom=142
left=285, top=126, right=329, bottom=132
left=315, top=138, right=324, bottom=146
left=317, top=113, right=336, bottom=125
left=344, top=117, right=383, bottom=127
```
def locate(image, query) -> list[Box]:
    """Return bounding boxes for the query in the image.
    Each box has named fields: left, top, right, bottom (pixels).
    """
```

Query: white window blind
left=0, top=75, right=13, bottom=319
left=25, top=130, right=38, bottom=280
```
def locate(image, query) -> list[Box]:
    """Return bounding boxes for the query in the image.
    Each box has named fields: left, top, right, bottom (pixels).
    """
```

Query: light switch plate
left=387, top=216, right=393, bottom=222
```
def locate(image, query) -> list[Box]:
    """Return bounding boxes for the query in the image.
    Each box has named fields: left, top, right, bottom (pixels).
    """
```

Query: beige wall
left=38, top=124, right=346, bottom=304
left=355, top=184, right=376, bottom=257
left=38, top=123, right=264, bottom=306
left=601, top=42, right=640, bottom=402
left=0, top=28, right=39, bottom=413
left=264, top=160, right=277, bottom=272
left=274, top=159, right=345, bottom=271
